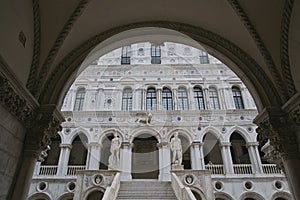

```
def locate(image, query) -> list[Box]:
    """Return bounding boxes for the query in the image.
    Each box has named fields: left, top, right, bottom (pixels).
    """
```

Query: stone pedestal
left=172, top=164, right=184, bottom=170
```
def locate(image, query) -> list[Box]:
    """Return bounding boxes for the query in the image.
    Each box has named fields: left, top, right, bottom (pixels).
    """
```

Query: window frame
left=121, top=46, right=131, bottom=65
left=146, top=88, right=157, bottom=110
left=232, top=86, right=245, bottom=109
left=122, top=88, right=133, bottom=110
left=162, top=87, right=173, bottom=110
left=193, top=87, right=205, bottom=110
left=73, top=88, right=85, bottom=111
left=177, top=87, right=189, bottom=110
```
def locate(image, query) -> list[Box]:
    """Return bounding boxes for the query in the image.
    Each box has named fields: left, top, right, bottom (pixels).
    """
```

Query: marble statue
left=108, top=133, right=121, bottom=169
left=170, top=132, right=182, bottom=165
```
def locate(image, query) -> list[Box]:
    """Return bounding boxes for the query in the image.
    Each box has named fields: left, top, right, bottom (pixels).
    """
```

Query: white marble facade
left=28, top=43, right=293, bottom=200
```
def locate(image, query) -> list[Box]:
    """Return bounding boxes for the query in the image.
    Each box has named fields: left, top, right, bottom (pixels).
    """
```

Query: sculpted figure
left=170, top=132, right=182, bottom=165
left=108, top=133, right=121, bottom=169
left=135, top=111, right=152, bottom=125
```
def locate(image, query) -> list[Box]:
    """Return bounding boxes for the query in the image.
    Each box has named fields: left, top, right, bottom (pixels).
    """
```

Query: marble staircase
left=116, top=181, right=177, bottom=200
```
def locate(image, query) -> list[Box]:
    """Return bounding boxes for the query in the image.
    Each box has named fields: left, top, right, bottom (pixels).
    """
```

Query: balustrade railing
left=39, top=165, right=58, bottom=175
left=205, top=164, right=224, bottom=175
left=233, top=164, right=252, bottom=174
left=262, top=164, right=282, bottom=174
left=67, top=165, right=86, bottom=175
left=102, top=172, right=121, bottom=200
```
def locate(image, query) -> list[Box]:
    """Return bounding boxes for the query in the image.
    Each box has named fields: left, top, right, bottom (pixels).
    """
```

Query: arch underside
left=39, top=21, right=284, bottom=112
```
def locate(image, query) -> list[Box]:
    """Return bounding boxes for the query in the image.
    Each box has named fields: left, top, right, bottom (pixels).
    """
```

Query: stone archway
left=131, top=134, right=159, bottom=179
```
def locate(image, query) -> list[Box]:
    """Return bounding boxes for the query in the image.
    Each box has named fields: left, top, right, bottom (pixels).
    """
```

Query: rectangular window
left=199, top=50, right=209, bottom=64
left=121, top=46, right=131, bottom=65
left=151, top=45, right=161, bottom=64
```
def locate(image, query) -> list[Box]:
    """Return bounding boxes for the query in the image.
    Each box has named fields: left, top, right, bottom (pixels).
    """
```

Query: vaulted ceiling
left=0, top=0, right=299, bottom=109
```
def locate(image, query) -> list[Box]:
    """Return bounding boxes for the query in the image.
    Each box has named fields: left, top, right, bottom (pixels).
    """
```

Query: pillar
left=157, top=88, right=162, bottom=110
left=218, top=87, right=227, bottom=109
left=220, top=142, right=234, bottom=174
left=120, top=142, right=132, bottom=180
left=57, top=144, right=72, bottom=175
left=141, top=89, right=146, bottom=110
left=188, top=87, right=195, bottom=110
left=11, top=104, right=64, bottom=200
left=246, top=142, right=263, bottom=174
left=203, top=88, right=210, bottom=109
left=157, top=142, right=171, bottom=181
left=190, top=141, right=202, bottom=170
left=255, top=107, right=300, bottom=200
left=199, top=142, right=205, bottom=169
left=172, top=88, right=177, bottom=110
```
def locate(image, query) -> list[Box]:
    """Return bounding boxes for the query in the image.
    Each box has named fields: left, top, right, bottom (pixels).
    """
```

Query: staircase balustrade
left=103, top=172, right=121, bottom=200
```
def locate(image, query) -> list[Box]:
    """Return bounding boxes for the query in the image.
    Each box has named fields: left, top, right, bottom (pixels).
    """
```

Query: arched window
left=122, top=88, right=132, bottom=110
left=199, top=50, right=209, bottom=64
left=121, top=45, right=131, bottom=64
left=146, top=88, right=157, bottom=110
left=230, top=132, right=251, bottom=165
left=162, top=88, right=173, bottom=110
left=41, top=135, right=61, bottom=166
left=194, top=87, right=205, bottom=110
left=177, top=87, right=189, bottom=110
left=68, top=134, right=88, bottom=167
left=209, top=87, right=220, bottom=109
left=74, top=88, right=85, bottom=111
left=232, top=86, right=244, bottom=109
left=151, top=45, right=161, bottom=64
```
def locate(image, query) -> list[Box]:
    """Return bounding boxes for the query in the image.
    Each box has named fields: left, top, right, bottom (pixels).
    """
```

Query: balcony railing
left=262, top=164, right=282, bottom=174
left=39, top=165, right=58, bottom=175
left=205, top=164, right=224, bottom=174
left=67, top=165, right=86, bottom=175
left=233, top=164, right=252, bottom=174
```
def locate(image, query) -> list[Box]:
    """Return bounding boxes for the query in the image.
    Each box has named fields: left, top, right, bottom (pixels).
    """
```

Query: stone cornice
left=0, top=56, right=39, bottom=126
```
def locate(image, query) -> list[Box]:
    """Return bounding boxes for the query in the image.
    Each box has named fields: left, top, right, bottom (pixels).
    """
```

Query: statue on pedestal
left=108, top=133, right=121, bottom=170
left=170, top=132, right=182, bottom=165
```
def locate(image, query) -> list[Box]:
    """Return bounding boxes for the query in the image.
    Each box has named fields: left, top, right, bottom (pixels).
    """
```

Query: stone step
left=117, top=181, right=177, bottom=200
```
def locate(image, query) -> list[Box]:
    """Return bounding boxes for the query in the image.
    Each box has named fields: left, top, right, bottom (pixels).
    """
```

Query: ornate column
left=190, top=141, right=202, bottom=170
left=120, top=142, right=132, bottom=180
left=157, top=88, right=162, bottom=110
left=246, top=142, right=263, bottom=174
left=157, top=142, right=171, bottom=181
left=188, top=87, right=195, bottom=110
left=219, top=142, right=234, bottom=174
left=12, top=104, right=64, bottom=200
left=218, top=87, right=226, bottom=109
left=255, top=106, right=300, bottom=199
left=172, top=88, right=177, bottom=110
left=141, top=88, right=146, bottom=110
left=57, top=144, right=72, bottom=175
left=199, top=142, right=205, bottom=169
left=203, top=88, right=210, bottom=110
left=86, top=142, right=101, bottom=170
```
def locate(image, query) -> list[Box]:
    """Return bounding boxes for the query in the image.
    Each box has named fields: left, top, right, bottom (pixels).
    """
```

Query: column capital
left=246, top=142, right=259, bottom=148
left=122, top=142, right=133, bottom=148
left=157, top=142, right=169, bottom=148
left=254, top=106, right=300, bottom=171
left=24, top=104, right=65, bottom=162
left=219, top=142, right=231, bottom=147
left=191, top=141, right=203, bottom=147
left=59, top=144, right=72, bottom=149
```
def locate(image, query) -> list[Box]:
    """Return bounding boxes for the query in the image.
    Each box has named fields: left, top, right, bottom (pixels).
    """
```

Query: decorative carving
left=0, top=75, right=35, bottom=127
left=255, top=108, right=300, bottom=172
left=135, top=111, right=152, bottom=125
left=280, top=0, right=296, bottom=97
